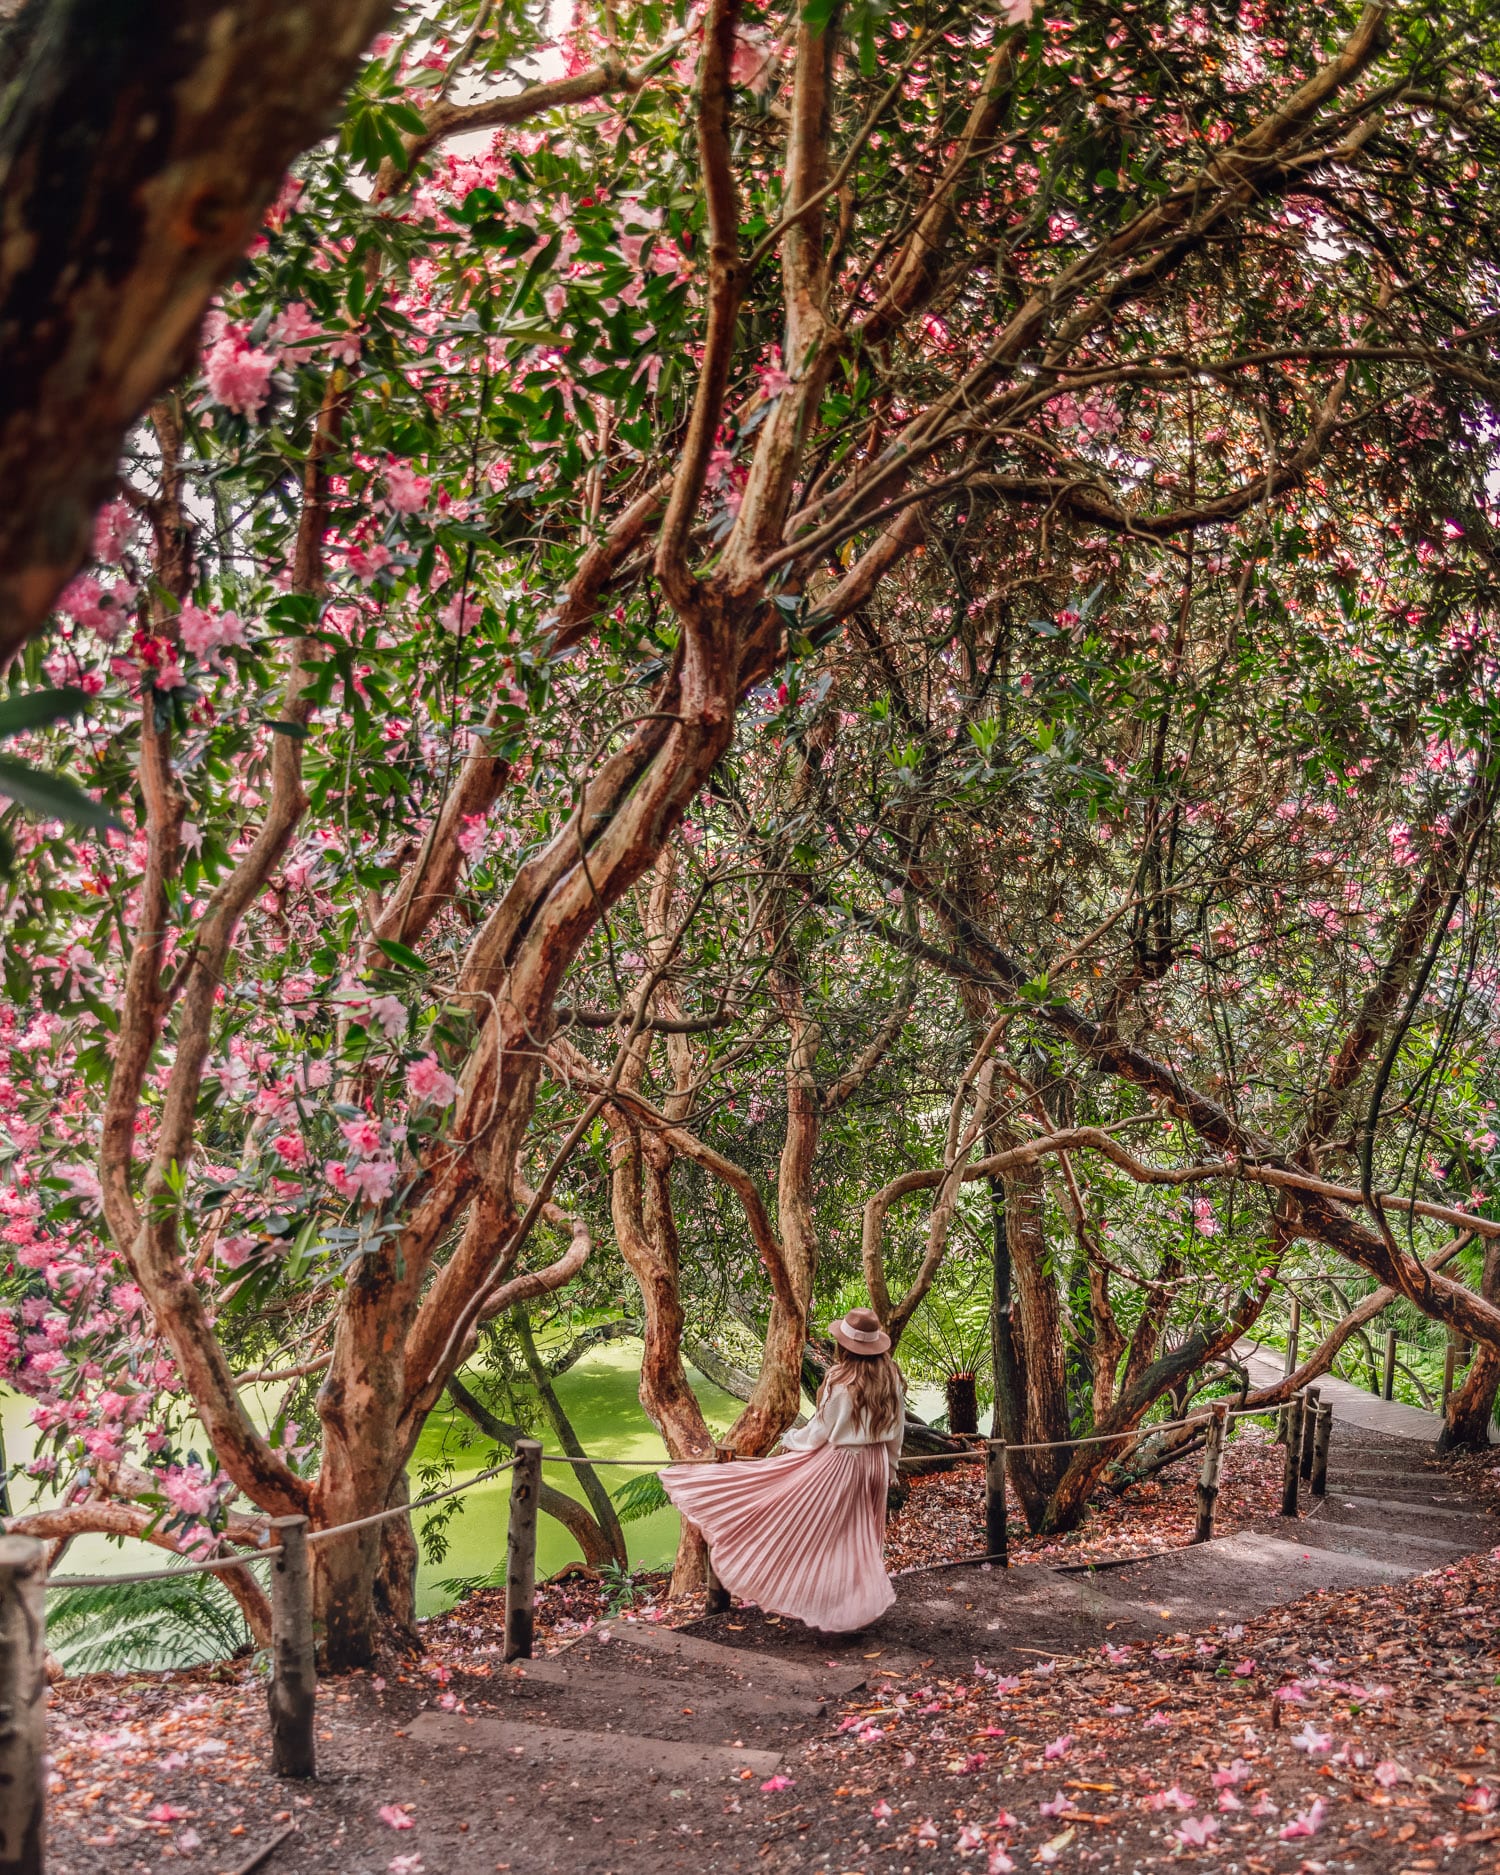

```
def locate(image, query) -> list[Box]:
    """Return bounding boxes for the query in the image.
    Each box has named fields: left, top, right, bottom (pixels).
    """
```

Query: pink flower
left=1290, top=1722, right=1332, bottom=1755
left=178, top=605, right=247, bottom=659
left=1149, top=1786, right=1196, bottom=1812
left=162, top=1461, right=219, bottom=1519
left=1043, top=1733, right=1073, bottom=1761
left=204, top=327, right=276, bottom=419
left=57, top=573, right=134, bottom=638
left=364, top=995, right=407, bottom=1041
left=871, top=1800, right=894, bottom=1823
left=1211, top=1759, right=1251, bottom=1789
left=378, top=1804, right=414, bottom=1830
left=271, top=300, right=323, bottom=348
left=406, top=1056, right=458, bottom=1108
left=1279, top=1799, right=1326, bottom=1840
left=987, top=1853, right=1015, bottom=1875
left=348, top=1159, right=398, bottom=1204
left=385, top=460, right=431, bottom=516
left=456, top=812, right=490, bottom=860
left=1232, top=1657, right=1257, bottom=1676
left=1038, top=1792, right=1070, bottom=1818
left=439, top=594, right=480, bottom=636
left=1373, top=1760, right=1405, bottom=1788
left=217, top=1234, right=256, bottom=1270
left=341, top=1118, right=384, bottom=1158
left=389, top=1858, right=423, bottom=1875
left=91, top=497, right=135, bottom=562
left=272, top=1133, right=307, bottom=1168
left=1176, top=1816, right=1219, bottom=1847
left=760, top=1775, right=794, bottom=1793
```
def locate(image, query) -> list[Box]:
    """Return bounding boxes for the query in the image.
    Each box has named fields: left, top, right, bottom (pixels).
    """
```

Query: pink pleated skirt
left=660, top=1442, right=894, bottom=1632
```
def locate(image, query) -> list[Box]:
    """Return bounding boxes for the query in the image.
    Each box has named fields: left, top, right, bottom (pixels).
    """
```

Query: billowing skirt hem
left=660, top=1442, right=894, bottom=1633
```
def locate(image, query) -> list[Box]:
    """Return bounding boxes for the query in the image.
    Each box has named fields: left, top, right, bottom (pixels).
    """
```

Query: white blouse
left=780, top=1378, right=906, bottom=1483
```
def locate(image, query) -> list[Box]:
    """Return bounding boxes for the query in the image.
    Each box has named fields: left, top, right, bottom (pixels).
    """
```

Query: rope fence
left=0, top=1386, right=1331, bottom=1872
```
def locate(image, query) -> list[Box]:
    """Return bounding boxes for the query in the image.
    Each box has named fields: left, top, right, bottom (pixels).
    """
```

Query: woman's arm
left=780, top=1385, right=853, bottom=1452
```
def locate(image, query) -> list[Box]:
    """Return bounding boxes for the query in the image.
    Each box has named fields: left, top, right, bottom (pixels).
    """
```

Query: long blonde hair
left=821, top=1350, right=905, bottom=1437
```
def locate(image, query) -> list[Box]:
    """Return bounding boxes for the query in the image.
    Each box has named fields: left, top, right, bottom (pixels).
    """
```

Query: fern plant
left=610, top=1472, right=670, bottom=1524
left=47, top=1571, right=250, bottom=1675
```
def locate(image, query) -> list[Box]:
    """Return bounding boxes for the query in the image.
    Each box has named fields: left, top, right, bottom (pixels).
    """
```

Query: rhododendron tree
left=2, top=0, right=1500, bottom=1666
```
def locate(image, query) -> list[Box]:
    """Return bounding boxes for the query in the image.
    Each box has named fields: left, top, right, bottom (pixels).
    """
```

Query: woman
left=660, top=1308, right=905, bottom=1632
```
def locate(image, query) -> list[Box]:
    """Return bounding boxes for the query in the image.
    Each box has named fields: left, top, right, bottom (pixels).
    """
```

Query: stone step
left=407, top=1709, right=781, bottom=1782
left=502, top=1656, right=827, bottom=1726
left=1314, top=1494, right=1497, bottom=1545
left=593, top=1618, right=872, bottom=1698
left=1081, top=1530, right=1421, bottom=1629
left=1314, top=1474, right=1472, bottom=1508
left=1287, top=1517, right=1470, bottom=1568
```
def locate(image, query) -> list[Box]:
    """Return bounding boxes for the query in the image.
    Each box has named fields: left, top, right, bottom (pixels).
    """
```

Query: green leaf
left=0, top=687, right=89, bottom=740
left=377, top=937, right=428, bottom=973
left=262, top=719, right=310, bottom=741
left=0, top=755, right=119, bottom=831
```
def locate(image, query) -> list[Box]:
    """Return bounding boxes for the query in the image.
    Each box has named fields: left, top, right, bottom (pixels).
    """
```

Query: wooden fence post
left=1194, top=1406, right=1227, bottom=1545
left=704, top=1447, right=732, bottom=1615
left=504, top=1440, right=542, bottom=1663
left=1280, top=1394, right=1303, bottom=1518
left=1299, top=1387, right=1320, bottom=1481
left=0, top=1536, right=45, bottom=1875
left=1382, top=1328, right=1397, bottom=1401
left=1311, top=1400, right=1333, bottom=1498
left=985, top=1440, right=1009, bottom=1567
left=1283, top=1298, right=1301, bottom=1379
left=267, top=1515, right=316, bottom=1779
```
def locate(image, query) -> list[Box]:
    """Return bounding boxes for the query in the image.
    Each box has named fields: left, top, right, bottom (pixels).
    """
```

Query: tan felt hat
left=829, top=1306, right=891, bottom=1356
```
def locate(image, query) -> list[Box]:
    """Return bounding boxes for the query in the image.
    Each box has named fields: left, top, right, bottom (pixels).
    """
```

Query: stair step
left=1316, top=1477, right=1471, bottom=1508
left=594, top=1619, right=871, bottom=1698
left=503, top=1656, right=827, bottom=1723
left=1289, top=1517, right=1469, bottom=1567
left=1084, top=1531, right=1421, bottom=1628
left=1315, top=1495, right=1497, bottom=1543
left=407, top=1709, right=781, bottom=1781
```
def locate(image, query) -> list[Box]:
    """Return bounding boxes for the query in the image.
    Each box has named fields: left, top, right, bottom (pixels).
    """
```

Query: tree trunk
left=1440, top=1246, right=1500, bottom=1452
left=512, top=1307, right=628, bottom=1566
left=1002, top=1157, right=1071, bottom=1521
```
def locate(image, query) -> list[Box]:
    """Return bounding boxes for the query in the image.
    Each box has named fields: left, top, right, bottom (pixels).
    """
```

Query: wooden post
left=504, top=1440, right=542, bottom=1662
left=704, top=1447, right=732, bottom=1615
left=1382, top=1328, right=1397, bottom=1401
left=1280, top=1393, right=1303, bottom=1518
left=1299, top=1386, right=1320, bottom=1481
left=985, top=1440, right=1009, bottom=1567
left=1193, top=1405, right=1227, bottom=1545
left=1283, top=1298, right=1301, bottom=1378
left=0, top=1536, right=45, bottom=1875
left=1311, top=1400, right=1333, bottom=1498
left=267, top=1515, right=316, bottom=1779
left=1442, top=1338, right=1458, bottom=1416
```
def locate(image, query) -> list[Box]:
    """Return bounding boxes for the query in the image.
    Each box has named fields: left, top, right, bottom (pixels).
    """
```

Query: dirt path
left=44, top=1420, right=1500, bottom=1875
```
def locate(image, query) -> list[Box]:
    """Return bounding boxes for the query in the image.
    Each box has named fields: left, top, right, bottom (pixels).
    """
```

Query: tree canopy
left=3, top=0, right=1500, bottom=1665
